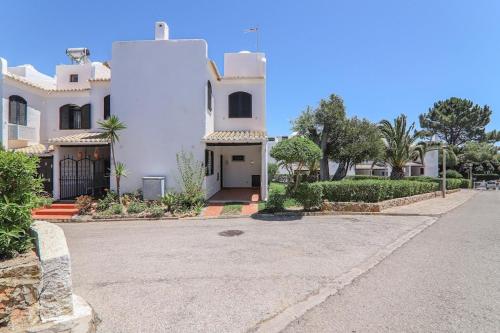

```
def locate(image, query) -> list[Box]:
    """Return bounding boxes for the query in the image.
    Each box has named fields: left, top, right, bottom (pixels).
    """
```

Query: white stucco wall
left=0, top=58, right=6, bottom=148
left=40, top=84, right=109, bottom=144
left=224, top=52, right=266, bottom=78
left=56, top=64, right=92, bottom=90
left=204, top=146, right=221, bottom=198
left=220, top=145, right=262, bottom=188
left=111, top=38, right=209, bottom=194
left=3, top=78, right=44, bottom=148
left=213, top=78, right=265, bottom=132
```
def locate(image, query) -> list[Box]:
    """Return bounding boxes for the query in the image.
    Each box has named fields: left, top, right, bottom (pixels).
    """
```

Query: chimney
left=155, top=21, right=169, bottom=40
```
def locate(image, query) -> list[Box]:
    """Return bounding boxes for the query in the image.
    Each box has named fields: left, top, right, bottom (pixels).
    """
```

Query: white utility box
left=142, top=176, right=166, bottom=200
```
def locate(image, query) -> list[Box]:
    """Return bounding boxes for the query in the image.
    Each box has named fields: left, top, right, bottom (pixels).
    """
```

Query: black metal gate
left=37, top=156, right=54, bottom=195
left=59, top=156, right=109, bottom=200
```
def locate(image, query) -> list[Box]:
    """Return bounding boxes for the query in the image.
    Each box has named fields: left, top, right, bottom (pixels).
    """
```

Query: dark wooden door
left=38, top=156, right=53, bottom=195
left=252, top=175, right=261, bottom=187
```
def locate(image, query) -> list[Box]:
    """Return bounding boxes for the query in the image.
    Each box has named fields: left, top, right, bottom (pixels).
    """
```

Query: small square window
left=69, top=74, right=79, bottom=83
left=232, top=155, right=245, bottom=162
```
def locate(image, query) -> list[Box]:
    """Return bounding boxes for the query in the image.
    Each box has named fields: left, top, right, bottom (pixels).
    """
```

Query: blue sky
left=1, top=0, right=499, bottom=136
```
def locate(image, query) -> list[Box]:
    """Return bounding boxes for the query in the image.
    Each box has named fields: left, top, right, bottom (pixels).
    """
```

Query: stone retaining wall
left=0, top=252, right=41, bottom=332
left=321, top=189, right=461, bottom=213
left=0, top=222, right=96, bottom=333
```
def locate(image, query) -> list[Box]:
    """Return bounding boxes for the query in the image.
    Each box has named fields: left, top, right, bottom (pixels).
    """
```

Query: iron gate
left=59, top=156, right=109, bottom=200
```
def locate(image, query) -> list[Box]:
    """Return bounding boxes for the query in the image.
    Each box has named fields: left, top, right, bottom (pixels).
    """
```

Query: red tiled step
left=32, top=214, right=74, bottom=220
left=33, top=208, right=78, bottom=216
left=203, top=204, right=224, bottom=217
left=49, top=203, right=76, bottom=209
left=242, top=203, right=259, bottom=215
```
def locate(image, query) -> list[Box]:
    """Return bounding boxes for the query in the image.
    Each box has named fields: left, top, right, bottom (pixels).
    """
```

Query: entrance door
left=220, top=155, right=224, bottom=189
left=38, top=156, right=54, bottom=195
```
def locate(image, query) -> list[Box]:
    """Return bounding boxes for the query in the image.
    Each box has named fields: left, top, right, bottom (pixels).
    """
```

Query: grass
left=222, top=203, right=243, bottom=215
left=257, top=183, right=303, bottom=213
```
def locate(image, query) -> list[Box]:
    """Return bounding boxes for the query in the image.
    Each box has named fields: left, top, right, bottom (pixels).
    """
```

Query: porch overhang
left=48, top=132, right=110, bottom=146
left=12, top=144, right=54, bottom=156
left=203, top=130, right=266, bottom=145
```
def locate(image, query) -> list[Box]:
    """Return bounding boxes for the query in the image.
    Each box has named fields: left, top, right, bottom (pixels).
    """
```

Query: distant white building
left=1, top=21, right=268, bottom=200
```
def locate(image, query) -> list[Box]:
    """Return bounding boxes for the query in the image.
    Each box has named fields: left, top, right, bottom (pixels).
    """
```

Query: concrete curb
left=50, top=189, right=473, bottom=223
left=249, top=216, right=438, bottom=333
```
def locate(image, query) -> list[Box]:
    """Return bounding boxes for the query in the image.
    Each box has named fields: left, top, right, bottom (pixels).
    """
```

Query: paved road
left=61, top=214, right=434, bottom=333
left=285, top=191, right=500, bottom=333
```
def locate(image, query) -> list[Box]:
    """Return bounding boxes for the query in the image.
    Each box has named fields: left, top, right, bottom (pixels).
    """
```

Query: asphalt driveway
left=60, top=214, right=436, bottom=333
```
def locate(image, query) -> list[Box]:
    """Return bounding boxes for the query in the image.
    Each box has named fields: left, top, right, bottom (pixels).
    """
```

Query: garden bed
left=321, top=188, right=461, bottom=213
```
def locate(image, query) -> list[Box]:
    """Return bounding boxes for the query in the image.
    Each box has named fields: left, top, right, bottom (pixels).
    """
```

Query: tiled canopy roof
left=48, top=132, right=110, bottom=145
left=5, top=72, right=109, bottom=92
left=12, top=144, right=54, bottom=155
left=204, top=130, right=267, bottom=143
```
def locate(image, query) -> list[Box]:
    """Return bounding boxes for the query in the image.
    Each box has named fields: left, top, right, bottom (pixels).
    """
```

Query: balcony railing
left=8, top=124, right=36, bottom=141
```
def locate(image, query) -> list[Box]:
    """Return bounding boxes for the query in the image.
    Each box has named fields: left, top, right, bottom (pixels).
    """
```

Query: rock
left=30, top=221, right=73, bottom=321
left=0, top=251, right=41, bottom=331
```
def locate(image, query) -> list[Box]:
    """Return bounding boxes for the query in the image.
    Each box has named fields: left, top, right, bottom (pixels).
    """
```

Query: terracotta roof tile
left=12, top=144, right=54, bottom=155
left=204, top=130, right=266, bottom=143
left=48, top=132, right=110, bottom=145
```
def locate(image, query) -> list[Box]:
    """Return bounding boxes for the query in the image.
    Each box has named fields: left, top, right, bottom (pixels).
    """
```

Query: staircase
left=32, top=203, right=78, bottom=220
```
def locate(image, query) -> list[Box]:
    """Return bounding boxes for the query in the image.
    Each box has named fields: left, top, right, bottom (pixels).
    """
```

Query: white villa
left=0, top=21, right=268, bottom=201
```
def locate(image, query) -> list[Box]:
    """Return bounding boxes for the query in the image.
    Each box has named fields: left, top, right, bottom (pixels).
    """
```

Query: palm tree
left=98, top=115, right=127, bottom=199
left=378, top=114, right=426, bottom=179
left=113, top=162, right=128, bottom=201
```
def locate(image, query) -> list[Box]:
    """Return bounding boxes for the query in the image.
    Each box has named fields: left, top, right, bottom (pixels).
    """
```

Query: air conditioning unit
left=142, top=176, right=166, bottom=200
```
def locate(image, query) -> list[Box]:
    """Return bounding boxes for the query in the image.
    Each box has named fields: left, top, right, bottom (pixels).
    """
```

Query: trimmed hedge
left=266, top=183, right=287, bottom=212
left=317, top=180, right=439, bottom=203
left=459, top=179, right=471, bottom=189
left=294, top=183, right=323, bottom=210
left=444, top=169, right=463, bottom=179
left=345, top=175, right=387, bottom=181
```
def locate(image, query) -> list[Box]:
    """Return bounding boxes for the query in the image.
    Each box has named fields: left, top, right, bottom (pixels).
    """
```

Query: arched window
left=207, top=81, right=212, bottom=111
left=228, top=91, right=252, bottom=118
left=104, top=95, right=110, bottom=119
left=60, top=104, right=91, bottom=129
left=9, top=95, right=27, bottom=126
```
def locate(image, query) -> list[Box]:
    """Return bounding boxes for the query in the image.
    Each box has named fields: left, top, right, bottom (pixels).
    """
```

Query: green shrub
left=444, top=169, right=463, bottom=179
left=344, top=175, right=387, bottom=181
left=268, top=163, right=279, bottom=184
left=35, top=194, right=53, bottom=208
left=405, top=176, right=439, bottom=183
left=459, top=179, right=471, bottom=189
left=294, top=183, right=323, bottom=210
left=0, top=151, right=43, bottom=259
left=161, top=193, right=177, bottom=212
left=146, top=205, right=165, bottom=218
left=266, top=183, right=287, bottom=212
left=473, top=174, right=499, bottom=181
left=107, top=203, right=124, bottom=215
left=445, top=178, right=462, bottom=190
left=162, top=192, right=204, bottom=213
left=127, top=201, right=147, bottom=214
left=318, top=179, right=439, bottom=203
left=75, top=195, right=93, bottom=214
left=96, top=191, right=118, bottom=212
